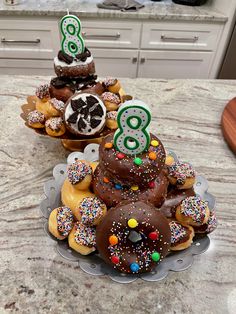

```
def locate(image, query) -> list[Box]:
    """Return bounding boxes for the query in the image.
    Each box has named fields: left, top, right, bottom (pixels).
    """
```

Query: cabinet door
left=92, top=49, right=138, bottom=78
left=0, top=59, right=54, bottom=75
left=138, top=50, right=214, bottom=79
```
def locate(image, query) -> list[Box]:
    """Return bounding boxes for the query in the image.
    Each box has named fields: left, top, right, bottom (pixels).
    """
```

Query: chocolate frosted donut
left=96, top=201, right=171, bottom=273
left=194, top=209, right=217, bottom=234
left=99, top=133, right=166, bottom=187
left=169, top=220, right=194, bottom=251
left=160, top=187, right=195, bottom=218
left=93, top=166, right=168, bottom=208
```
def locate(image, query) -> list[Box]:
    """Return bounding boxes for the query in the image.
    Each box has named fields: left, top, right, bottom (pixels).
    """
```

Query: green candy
left=134, top=157, right=142, bottom=166
left=151, top=252, right=160, bottom=262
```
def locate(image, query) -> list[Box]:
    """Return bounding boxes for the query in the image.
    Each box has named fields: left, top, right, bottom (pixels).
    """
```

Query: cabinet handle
left=82, top=32, right=120, bottom=40
left=1, top=37, right=40, bottom=44
left=140, top=57, right=146, bottom=64
left=161, top=35, right=198, bottom=43
left=132, top=57, right=138, bottom=63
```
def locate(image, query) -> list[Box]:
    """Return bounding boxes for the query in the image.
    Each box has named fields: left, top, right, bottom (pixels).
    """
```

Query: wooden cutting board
left=221, top=97, right=236, bottom=154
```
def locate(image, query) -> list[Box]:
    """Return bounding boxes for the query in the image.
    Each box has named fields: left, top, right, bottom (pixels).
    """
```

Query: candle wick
left=67, top=8, right=69, bottom=15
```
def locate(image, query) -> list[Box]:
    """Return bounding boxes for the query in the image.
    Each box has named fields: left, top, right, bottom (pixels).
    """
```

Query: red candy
left=111, top=256, right=120, bottom=264
left=117, top=153, right=125, bottom=159
left=148, top=231, right=159, bottom=241
left=149, top=181, right=155, bottom=188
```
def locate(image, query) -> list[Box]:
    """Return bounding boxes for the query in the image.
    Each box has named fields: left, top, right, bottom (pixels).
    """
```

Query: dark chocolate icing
left=96, top=201, right=171, bottom=273
left=160, top=187, right=195, bottom=218
left=99, top=133, right=166, bottom=187
left=92, top=166, right=168, bottom=208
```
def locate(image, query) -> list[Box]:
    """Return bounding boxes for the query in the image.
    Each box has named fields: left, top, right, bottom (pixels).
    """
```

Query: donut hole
left=128, top=230, right=143, bottom=243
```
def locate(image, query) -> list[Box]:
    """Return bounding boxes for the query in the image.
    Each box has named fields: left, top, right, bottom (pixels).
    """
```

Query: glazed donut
left=160, top=186, right=195, bottom=218
left=93, top=165, right=168, bottom=208
left=106, top=111, right=118, bottom=130
left=67, top=160, right=93, bottom=191
left=175, top=196, right=210, bottom=227
left=47, top=98, right=65, bottom=117
left=96, top=201, right=171, bottom=274
left=73, top=196, right=107, bottom=225
left=45, top=117, right=66, bottom=137
left=61, top=179, right=95, bottom=212
left=64, top=92, right=106, bottom=137
left=194, top=208, right=217, bottom=234
left=102, top=78, right=121, bottom=94
left=169, top=220, right=194, bottom=251
left=54, top=49, right=95, bottom=78
left=168, top=161, right=196, bottom=189
left=99, top=133, right=166, bottom=187
left=48, top=207, right=74, bottom=240
left=68, top=222, right=96, bottom=255
left=27, top=110, right=45, bottom=128
left=101, top=92, right=121, bottom=111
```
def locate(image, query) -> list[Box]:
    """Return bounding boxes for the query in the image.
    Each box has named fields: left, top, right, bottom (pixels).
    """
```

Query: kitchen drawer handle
left=1, top=37, right=40, bottom=44
left=82, top=32, right=120, bottom=40
left=161, top=35, right=199, bottom=43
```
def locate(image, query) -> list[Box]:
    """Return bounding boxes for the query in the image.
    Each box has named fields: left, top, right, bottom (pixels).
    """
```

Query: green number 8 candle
left=60, top=14, right=85, bottom=57
left=114, top=100, right=151, bottom=156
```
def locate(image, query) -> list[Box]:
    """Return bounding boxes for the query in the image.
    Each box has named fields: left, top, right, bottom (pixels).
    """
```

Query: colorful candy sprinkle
left=111, top=256, right=120, bottom=264
left=168, top=161, right=196, bottom=185
left=134, top=157, right=142, bottom=166
left=149, top=152, right=157, bottom=160
left=103, top=177, right=110, bottom=183
left=131, top=185, right=139, bottom=191
left=165, top=155, right=175, bottom=166
left=115, top=184, right=122, bottom=190
left=109, top=235, right=118, bottom=246
left=128, top=218, right=138, bottom=228
left=180, top=196, right=208, bottom=224
left=151, top=140, right=159, bottom=147
left=169, top=221, right=187, bottom=244
left=148, top=181, right=155, bottom=189
left=117, top=152, right=125, bottom=159
left=67, top=161, right=92, bottom=185
left=74, top=222, right=96, bottom=247
left=130, top=263, right=140, bottom=272
left=78, top=197, right=105, bottom=225
left=104, top=142, right=113, bottom=149
left=57, top=207, right=73, bottom=237
left=148, top=231, right=159, bottom=241
left=151, top=252, right=160, bottom=262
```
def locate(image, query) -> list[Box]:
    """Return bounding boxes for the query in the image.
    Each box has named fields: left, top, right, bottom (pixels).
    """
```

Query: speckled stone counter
left=0, top=76, right=236, bottom=313
left=0, top=0, right=227, bottom=22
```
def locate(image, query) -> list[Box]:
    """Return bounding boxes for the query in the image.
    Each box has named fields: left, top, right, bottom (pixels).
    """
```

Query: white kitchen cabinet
left=137, top=50, right=214, bottom=79
left=0, top=59, right=54, bottom=75
left=92, top=49, right=138, bottom=78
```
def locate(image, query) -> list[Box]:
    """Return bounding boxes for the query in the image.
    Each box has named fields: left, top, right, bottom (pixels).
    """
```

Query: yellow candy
left=165, top=155, right=175, bottom=166
left=128, top=218, right=138, bottom=228
left=151, top=140, right=159, bottom=147
left=131, top=185, right=139, bottom=191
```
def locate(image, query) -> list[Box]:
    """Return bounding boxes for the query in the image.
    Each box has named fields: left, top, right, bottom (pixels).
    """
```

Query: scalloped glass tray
left=40, top=144, right=215, bottom=283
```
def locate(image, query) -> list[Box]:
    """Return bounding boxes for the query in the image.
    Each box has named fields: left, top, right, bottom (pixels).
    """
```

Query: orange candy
left=149, top=152, right=157, bottom=160
left=109, top=235, right=118, bottom=245
left=104, top=142, right=113, bottom=149
left=103, top=177, right=110, bottom=183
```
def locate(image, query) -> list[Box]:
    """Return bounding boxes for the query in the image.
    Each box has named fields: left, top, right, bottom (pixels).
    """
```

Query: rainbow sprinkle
left=74, top=222, right=96, bottom=247
left=180, top=196, right=208, bottom=224
left=57, top=207, right=73, bottom=236
left=67, top=161, right=92, bottom=185
left=35, top=84, right=50, bottom=99
left=169, top=221, right=187, bottom=244
left=79, top=197, right=105, bottom=225
left=168, top=161, right=196, bottom=185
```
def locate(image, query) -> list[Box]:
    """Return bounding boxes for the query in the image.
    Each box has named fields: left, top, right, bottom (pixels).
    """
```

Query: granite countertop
left=0, top=0, right=227, bottom=22
left=0, top=76, right=236, bottom=313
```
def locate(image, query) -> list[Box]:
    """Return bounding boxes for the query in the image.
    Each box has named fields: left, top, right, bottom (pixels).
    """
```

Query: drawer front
left=0, top=59, right=54, bottom=75
left=81, top=21, right=141, bottom=49
left=0, top=19, right=60, bottom=59
left=138, top=50, right=214, bottom=79
left=92, top=49, right=138, bottom=78
left=141, top=22, right=222, bottom=51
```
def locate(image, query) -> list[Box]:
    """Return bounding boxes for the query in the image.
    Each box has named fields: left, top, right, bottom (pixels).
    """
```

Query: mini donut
left=168, top=161, right=196, bottom=189
left=169, top=220, right=194, bottom=251
left=82, top=82, right=105, bottom=96
left=67, top=160, right=93, bottom=191
left=35, top=84, right=50, bottom=101
left=93, top=165, right=168, bottom=208
left=68, top=222, right=96, bottom=255
left=61, top=178, right=95, bottom=212
left=106, top=111, right=118, bottom=130
left=47, top=98, right=65, bottom=117
left=48, top=206, right=74, bottom=240
left=101, top=92, right=121, bottom=111
left=49, top=77, right=75, bottom=103
left=99, top=133, right=166, bottom=187
left=74, top=197, right=107, bottom=225
left=194, top=209, right=217, bottom=234
left=54, top=49, right=95, bottom=78
left=175, top=196, right=210, bottom=227
left=45, top=117, right=66, bottom=137
left=102, top=78, right=121, bottom=94
left=160, top=186, right=195, bottom=218
left=64, top=92, right=106, bottom=137
left=96, top=201, right=171, bottom=274
left=27, top=110, right=45, bottom=128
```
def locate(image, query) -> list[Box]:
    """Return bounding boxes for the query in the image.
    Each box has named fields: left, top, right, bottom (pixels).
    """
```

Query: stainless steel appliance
left=218, top=22, right=236, bottom=79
